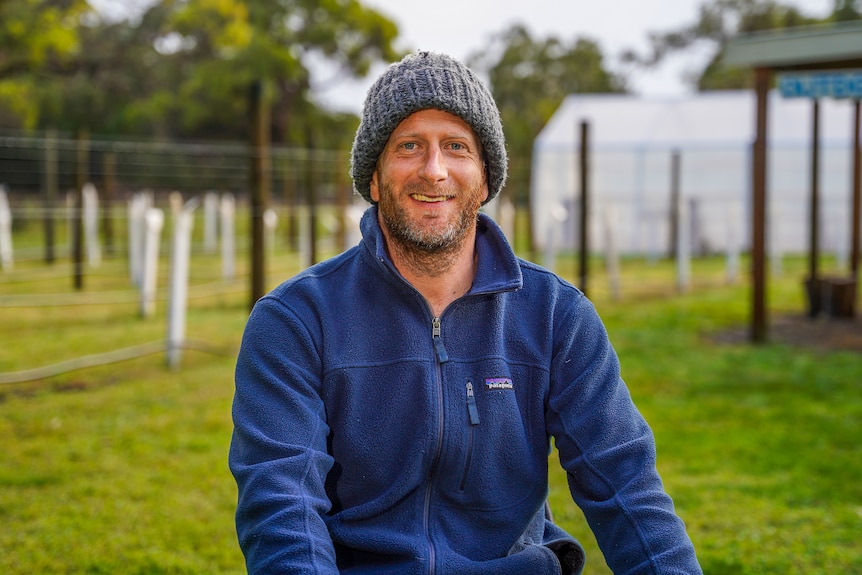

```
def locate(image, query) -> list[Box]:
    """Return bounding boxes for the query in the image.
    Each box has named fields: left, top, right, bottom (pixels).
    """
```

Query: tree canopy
left=0, top=0, right=90, bottom=127
left=623, top=0, right=861, bottom=90
left=467, top=24, right=626, bottom=202
left=3, top=0, right=858, bottom=157
left=0, top=0, right=401, bottom=148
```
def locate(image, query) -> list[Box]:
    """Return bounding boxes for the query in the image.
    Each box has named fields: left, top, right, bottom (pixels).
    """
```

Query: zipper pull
left=432, top=317, right=449, bottom=363
left=466, top=381, right=480, bottom=425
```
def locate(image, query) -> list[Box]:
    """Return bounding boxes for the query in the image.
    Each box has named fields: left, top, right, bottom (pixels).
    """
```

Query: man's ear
left=370, top=170, right=381, bottom=203
left=480, top=162, right=489, bottom=203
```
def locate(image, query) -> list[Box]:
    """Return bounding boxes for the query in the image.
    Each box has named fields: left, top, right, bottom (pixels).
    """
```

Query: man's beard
left=377, top=180, right=483, bottom=275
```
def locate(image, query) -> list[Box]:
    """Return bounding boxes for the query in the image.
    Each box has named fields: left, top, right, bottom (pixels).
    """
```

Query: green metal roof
left=723, top=21, right=862, bottom=70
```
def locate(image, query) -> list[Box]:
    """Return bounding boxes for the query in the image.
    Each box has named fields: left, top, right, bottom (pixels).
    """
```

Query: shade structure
left=723, top=21, right=862, bottom=341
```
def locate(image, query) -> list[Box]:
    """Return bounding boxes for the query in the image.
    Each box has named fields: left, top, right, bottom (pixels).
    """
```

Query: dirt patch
left=711, top=313, right=862, bottom=353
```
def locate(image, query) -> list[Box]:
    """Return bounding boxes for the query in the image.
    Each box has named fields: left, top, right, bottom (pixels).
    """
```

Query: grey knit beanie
left=350, top=51, right=507, bottom=205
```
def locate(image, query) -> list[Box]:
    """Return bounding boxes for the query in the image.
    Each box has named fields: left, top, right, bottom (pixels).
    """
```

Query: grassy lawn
left=1, top=211, right=860, bottom=574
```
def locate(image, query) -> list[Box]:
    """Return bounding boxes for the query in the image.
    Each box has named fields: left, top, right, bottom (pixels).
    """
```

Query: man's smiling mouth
left=411, top=193, right=451, bottom=203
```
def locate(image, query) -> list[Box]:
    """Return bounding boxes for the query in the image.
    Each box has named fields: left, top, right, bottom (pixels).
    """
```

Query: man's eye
left=449, top=142, right=464, bottom=151
left=401, top=142, right=416, bottom=150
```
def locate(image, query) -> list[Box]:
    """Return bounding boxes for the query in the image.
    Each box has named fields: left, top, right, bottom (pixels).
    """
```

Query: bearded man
left=229, top=51, right=702, bottom=575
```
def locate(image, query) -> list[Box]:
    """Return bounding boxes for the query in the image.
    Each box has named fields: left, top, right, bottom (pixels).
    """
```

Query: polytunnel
left=530, top=90, right=858, bottom=258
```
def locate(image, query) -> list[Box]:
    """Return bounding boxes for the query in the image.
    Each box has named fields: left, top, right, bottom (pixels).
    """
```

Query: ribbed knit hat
left=350, top=51, right=507, bottom=205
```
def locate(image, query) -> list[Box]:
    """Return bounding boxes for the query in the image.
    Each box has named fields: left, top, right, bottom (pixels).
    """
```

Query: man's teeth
left=412, top=194, right=448, bottom=202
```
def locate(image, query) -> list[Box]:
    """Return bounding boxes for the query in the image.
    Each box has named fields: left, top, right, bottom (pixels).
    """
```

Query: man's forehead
left=391, top=109, right=479, bottom=141
left=392, top=108, right=478, bottom=140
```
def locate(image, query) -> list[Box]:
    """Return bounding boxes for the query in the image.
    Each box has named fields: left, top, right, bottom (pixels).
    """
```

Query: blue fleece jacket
left=229, top=207, right=702, bottom=575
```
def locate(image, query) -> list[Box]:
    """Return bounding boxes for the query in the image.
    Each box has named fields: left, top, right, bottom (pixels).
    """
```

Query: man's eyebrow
left=390, top=129, right=476, bottom=139
left=387, top=129, right=481, bottom=152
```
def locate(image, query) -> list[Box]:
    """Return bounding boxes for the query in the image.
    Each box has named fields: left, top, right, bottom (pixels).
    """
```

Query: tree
left=622, top=0, right=859, bottom=91
left=0, top=0, right=88, bottom=79
left=469, top=24, right=626, bottom=203
left=139, top=0, right=402, bottom=307
left=833, top=0, right=862, bottom=21
left=0, top=0, right=90, bottom=129
left=0, top=0, right=402, bottom=149
left=137, top=0, right=402, bottom=147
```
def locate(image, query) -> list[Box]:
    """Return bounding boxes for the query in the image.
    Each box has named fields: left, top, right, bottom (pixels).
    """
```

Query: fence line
left=0, top=278, right=246, bottom=307
left=0, top=130, right=350, bottom=200
left=0, top=339, right=231, bottom=385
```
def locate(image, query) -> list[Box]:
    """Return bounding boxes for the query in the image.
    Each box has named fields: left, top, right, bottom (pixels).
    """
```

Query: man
left=229, top=51, right=702, bottom=575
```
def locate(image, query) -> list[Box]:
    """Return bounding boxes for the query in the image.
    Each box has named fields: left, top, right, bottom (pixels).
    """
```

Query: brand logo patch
left=485, top=377, right=513, bottom=390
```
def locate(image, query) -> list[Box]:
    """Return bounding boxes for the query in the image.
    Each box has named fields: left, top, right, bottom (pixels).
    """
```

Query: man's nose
left=418, top=147, right=448, bottom=183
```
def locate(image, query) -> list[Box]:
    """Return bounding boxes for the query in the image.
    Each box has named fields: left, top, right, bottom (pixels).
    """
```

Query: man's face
left=370, top=109, right=489, bottom=255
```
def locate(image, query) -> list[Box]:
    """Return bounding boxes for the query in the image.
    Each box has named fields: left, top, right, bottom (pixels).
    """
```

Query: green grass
left=1, top=212, right=861, bottom=574
left=548, top=256, right=862, bottom=574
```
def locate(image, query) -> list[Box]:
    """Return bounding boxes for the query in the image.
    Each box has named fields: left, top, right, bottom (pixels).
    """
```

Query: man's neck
left=383, top=226, right=478, bottom=318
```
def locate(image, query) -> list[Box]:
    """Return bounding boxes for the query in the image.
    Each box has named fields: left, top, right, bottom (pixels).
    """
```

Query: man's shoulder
left=265, top=245, right=368, bottom=303
left=516, top=257, right=583, bottom=296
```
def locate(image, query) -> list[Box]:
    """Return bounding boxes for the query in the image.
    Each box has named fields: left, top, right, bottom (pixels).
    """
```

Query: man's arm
left=547, top=295, right=702, bottom=575
left=229, top=296, right=338, bottom=574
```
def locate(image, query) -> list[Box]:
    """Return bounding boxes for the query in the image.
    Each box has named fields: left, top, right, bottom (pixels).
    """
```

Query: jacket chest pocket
left=454, top=376, right=540, bottom=505
left=458, top=380, right=481, bottom=492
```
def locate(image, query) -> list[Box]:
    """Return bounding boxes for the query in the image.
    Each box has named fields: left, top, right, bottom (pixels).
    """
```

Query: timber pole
left=102, top=151, right=116, bottom=257
left=808, top=99, right=821, bottom=293
left=43, top=128, right=58, bottom=264
left=578, top=120, right=589, bottom=297
left=851, top=99, right=861, bottom=282
left=306, top=128, right=319, bottom=267
left=73, top=129, right=89, bottom=291
left=669, top=149, right=681, bottom=259
left=751, top=67, right=770, bottom=343
left=249, top=79, right=272, bottom=310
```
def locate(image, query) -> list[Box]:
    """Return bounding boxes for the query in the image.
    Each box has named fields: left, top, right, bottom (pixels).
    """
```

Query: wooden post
left=73, top=129, right=89, bottom=290
left=306, top=129, right=319, bottom=267
left=578, top=120, right=589, bottom=296
left=751, top=67, right=770, bottom=343
left=102, top=151, right=116, bottom=257
left=43, top=129, right=58, bottom=264
left=851, top=99, right=861, bottom=281
left=808, top=99, right=821, bottom=288
left=249, top=79, right=272, bottom=309
left=669, top=149, right=681, bottom=259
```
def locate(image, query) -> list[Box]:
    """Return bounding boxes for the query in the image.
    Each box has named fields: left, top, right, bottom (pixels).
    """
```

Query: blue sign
left=778, top=70, right=862, bottom=99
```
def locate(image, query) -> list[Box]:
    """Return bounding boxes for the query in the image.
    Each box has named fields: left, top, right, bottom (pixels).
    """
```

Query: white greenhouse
left=530, top=90, right=860, bottom=260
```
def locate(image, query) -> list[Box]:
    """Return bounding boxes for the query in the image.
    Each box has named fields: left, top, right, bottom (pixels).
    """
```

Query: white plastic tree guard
left=264, top=208, right=278, bottom=258
left=82, top=183, right=101, bottom=268
left=0, top=185, right=12, bottom=271
left=128, top=191, right=153, bottom=287
left=203, top=191, right=219, bottom=254
left=220, top=193, right=236, bottom=281
left=167, top=197, right=199, bottom=370
left=140, top=207, right=164, bottom=318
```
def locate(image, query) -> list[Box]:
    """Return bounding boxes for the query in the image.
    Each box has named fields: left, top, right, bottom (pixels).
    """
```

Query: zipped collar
left=359, top=206, right=523, bottom=298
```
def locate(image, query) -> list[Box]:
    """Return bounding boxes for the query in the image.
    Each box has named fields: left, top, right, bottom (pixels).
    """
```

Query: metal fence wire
left=0, top=130, right=351, bottom=204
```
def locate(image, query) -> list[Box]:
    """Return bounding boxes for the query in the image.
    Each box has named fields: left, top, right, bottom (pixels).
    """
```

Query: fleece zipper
left=424, top=316, right=449, bottom=575
left=459, top=380, right=480, bottom=492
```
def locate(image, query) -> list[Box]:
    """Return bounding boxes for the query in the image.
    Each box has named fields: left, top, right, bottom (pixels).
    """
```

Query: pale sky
left=314, top=0, right=835, bottom=112
left=90, top=0, right=836, bottom=113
